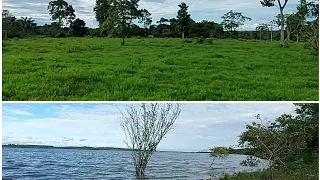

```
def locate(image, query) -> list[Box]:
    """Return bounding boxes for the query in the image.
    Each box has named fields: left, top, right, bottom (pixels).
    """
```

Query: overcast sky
left=3, top=103, right=296, bottom=152
left=2, top=0, right=300, bottom=30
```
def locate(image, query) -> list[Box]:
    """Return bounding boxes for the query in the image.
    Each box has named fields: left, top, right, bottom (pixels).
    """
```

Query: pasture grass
left=2, top=37, right=318, bottom=101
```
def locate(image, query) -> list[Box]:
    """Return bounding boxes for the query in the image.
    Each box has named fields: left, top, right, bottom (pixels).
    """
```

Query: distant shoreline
left=2, top=144, right=132, bottom=151
left=3, top=144, right=250, bottom=155
left=2, top=144, right=201, bottom=153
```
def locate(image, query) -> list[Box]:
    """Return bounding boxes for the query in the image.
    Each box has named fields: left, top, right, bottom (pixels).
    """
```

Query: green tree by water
left=238, top=103, right=319, bottom=179
left=209, top=147, right=229, bottom=167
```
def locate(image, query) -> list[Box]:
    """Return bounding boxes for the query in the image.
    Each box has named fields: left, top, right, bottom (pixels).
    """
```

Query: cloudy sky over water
left=3, top=103, right=296, bottom=152
left=2, top=0, right=300, bottom=30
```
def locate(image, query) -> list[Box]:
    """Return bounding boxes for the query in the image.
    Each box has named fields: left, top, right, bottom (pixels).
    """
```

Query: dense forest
left=2, top=0, right=318, bottom=46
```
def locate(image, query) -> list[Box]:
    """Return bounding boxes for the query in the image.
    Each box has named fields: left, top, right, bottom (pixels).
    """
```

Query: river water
left=2, top=147, right=268, bottom=180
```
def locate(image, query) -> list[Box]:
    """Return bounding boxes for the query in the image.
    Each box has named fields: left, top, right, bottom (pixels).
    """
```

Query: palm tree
left=18, top=17, right=36, bottom=35
left=20, top=17, right=36, bottom=29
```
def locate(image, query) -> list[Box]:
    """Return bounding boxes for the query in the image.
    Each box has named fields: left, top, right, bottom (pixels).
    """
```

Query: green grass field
left=2, top=37, right=318, bottom=101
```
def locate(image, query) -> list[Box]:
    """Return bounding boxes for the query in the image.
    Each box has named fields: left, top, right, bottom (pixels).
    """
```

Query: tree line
left=2, top=0, right=319, bottom=49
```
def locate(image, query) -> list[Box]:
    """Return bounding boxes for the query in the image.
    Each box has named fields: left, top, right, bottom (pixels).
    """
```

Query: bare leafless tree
left=120, top=103, right=181, bottom=177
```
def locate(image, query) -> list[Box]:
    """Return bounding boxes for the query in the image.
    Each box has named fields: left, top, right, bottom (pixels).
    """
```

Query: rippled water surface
left=3, top=147, right=267, bottom=180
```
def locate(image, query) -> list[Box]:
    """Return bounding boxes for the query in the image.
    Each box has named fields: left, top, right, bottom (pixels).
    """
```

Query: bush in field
left=195, top=37, right=205, bottom=44
left=184, top=39, right=193, bottom=43
left=55, top=32, right=67, bottom=38
left=204, top=38, right=213, bottom=45
left=88, top=28, right=102, bottom=37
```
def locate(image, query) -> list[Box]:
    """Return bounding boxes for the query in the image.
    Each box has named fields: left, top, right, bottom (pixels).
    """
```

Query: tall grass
left=2, top=37, right=318, bottom=101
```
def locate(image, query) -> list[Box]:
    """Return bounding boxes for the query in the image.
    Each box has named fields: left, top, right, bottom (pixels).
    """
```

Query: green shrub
left=195, top=37, right=205, bottom=44
left=184, top=39, right=193, bottom=43
left=55, top=32, right=67, bottom=38
left=204, top=38, right=213, bottom=45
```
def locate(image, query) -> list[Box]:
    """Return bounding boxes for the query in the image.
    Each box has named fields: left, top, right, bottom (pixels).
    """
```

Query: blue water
left=2, top=147, right=268, bottom=180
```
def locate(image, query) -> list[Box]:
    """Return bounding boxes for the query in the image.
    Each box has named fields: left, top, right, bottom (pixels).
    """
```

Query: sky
left=2, top=0, right=300, bottom=30
left=2, top=103, right=297, bottom=152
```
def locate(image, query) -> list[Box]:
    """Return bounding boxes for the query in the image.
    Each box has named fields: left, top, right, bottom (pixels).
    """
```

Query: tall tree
left=94, top=0, right=112, bottom=26
left=48, top=0, right=76, bottom=27
left=260, top=0, right=289, bottom=46
left=177, top=2, right=191, bottom=38
left=221, top=10, right=251, bottom=32
left=268, top=20, right=278, bottom=41
left=138, top=9, right=152, bottom=37
left=102, top=0, right=149, bottom=45
left=284, top=0, right=308, bottom=42
left=120, top=103, right=181, bottom=177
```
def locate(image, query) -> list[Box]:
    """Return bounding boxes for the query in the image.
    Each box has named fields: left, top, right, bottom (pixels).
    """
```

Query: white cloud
left=2, top=0, right=300, bottom=30
left=3, top=108, right=33, bottom=116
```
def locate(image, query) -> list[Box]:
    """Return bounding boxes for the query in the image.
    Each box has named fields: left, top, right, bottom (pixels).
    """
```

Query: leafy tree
left=138, top=9, right=152, bottom=37
left=120, top=103, right=181, bottom=177
left=48, top=0, right=76, bottom=27
left=256, top=23, right=269, bottom=40
left=260, top=0, right=289, bottom=46
left=221, top=10, right=251, bottom=32
left=177, top=2, right=191, bottom=38
left=94, top=0, right=112, bottom=26
left=102, top=0, right=149, bottom=45
left=283, top=1, right=308, bottom=42
left=157, top=17, right=169, bottom=25
left=304, top=0, right=319, bottom=54
left=239, top=103, right=319, bottom=174
left=239, top=114, right=307, bottom=173
left=189, top=20, right=223, bottom=38
left=2, top=10, right=17, bottom=39
left=69, top=18, right=88, bottom=37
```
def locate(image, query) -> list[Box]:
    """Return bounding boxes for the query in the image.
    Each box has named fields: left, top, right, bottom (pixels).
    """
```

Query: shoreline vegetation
left=219, top=155, right=318, bottom=180
left=218, top=103, right=319, bottom=180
